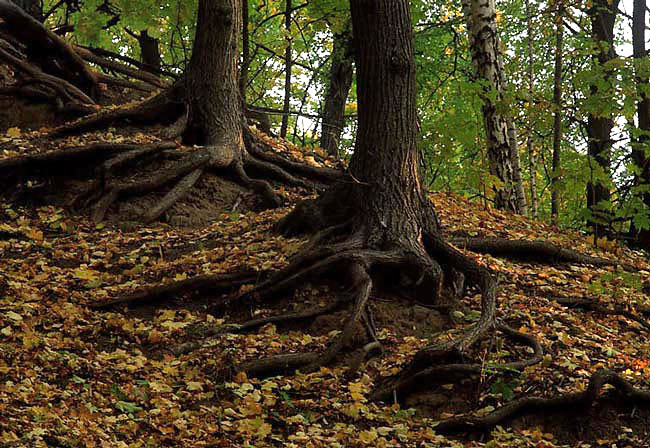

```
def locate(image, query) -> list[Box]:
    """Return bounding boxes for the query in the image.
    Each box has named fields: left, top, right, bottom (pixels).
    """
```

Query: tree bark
left=525, top=0, right=537, bottom=217
left=137, top=30, right=161, bottom=72
left=239, top=0, right=250, bottom=102
left=11, top=0, right=40, bottom=20
left=586, top=0, right=619, bottom=237
left=462, top=0, right=526, bottom=215
left=629, top=0, right=650, bottom=248
left=182, top=0, right=243, bottom=154
left=551, top=5, right=564, bottom=225
left=320, top=24, right=354, bottom=157
left=280, top=0, right=292, bottom=139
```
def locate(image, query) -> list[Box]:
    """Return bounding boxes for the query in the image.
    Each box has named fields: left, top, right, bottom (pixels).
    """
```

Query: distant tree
left=462, top=0, right=527, bottom=214
left=585, top=0, right=619, bottom=237
left=629, top=0, right=650, bottom=247
left=320, top=23, right=354, bottom=157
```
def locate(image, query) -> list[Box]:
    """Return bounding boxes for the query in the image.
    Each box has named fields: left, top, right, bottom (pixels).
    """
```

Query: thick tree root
left=90, top=150, right=211, bottom=222
left=0, top=0, right=97, bottom=96
left=170, top=297, right=344, bottom=356
left=370, top=323, right=543, bottom=402
left=90, top=268, right=259, bottom=309
left=551, top=296, right=650, bottom=330
left=0, top=142, right=175, bottom=181
left=433, top=369, right=650, bottom=434
left=452, top=236, right=637, bottom=271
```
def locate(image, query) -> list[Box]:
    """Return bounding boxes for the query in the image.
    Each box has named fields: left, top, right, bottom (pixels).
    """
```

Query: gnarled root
left=452, top=236, right=637, bottom=272
left=433, top=369, right=650, bottom=434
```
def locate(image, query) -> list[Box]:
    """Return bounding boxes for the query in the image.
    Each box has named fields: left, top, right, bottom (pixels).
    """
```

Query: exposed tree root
left=90, top=268, right=260, bottom=309
left=0, top=142, right=175, bottom=181
left=90, top=150, right=211, bottom=222
left=370, top=322, right=543, bottom=402
left=170, top=297, right=344, bottom=357
left=433, top=369, right=650, bottom=434
left=0, top=0, right=97, bottom=96
left=452, top=236, right=637, bottom=271
left=551, top=296, right=650, bottom=330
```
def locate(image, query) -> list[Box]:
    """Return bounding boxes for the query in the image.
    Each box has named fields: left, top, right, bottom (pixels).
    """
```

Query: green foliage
left=45, top=0, right=650, bottom=234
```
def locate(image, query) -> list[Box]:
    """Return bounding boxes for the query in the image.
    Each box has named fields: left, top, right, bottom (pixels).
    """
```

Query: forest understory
left=1, top=103, right=650, bottom=447
left=2, top=0, right=650, bottom=445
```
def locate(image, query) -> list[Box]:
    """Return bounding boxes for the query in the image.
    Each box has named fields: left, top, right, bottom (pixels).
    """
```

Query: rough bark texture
left=586, top=0, right=618, bottom=237
left=183, top=0, right=242, bottom=156
left=629, top=0, right=650, bottom=248
left=462, top=0, right=526, bottom=214
left=239, top=0, right=250, bottom=101
left=320, top=24, right=354, bottom=157
left=551, top=7, right=564, bottom=224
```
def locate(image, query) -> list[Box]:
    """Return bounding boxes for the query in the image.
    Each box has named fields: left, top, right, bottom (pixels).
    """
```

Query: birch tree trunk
left=462, top=0, right=527, bottom=214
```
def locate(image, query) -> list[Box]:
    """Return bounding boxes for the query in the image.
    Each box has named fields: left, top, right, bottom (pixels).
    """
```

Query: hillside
left=1, top=123, right=650, bottom=447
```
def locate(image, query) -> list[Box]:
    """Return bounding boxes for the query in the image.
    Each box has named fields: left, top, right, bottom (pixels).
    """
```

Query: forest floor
left=1, top=115, right=650, bottom=447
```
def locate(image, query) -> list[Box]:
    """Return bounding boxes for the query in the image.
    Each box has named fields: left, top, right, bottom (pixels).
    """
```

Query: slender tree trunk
left=551, top=5, right=564, bottom=225
left=462, top=0, right=526, bottom=214
left=182, top=0, right=243, bottom=152
left=585, top=0, right=618, bottom=237
left=239, top=0, right=249, bottom=101
left=320, top=24, right=354, bottom=157
left=280, top=0, right=292, bottom=138
left=630, top=0, right=650, bottom=247
left=525, top=0, right=537, bottom=217
left=137, top=30, right=161, bottom=72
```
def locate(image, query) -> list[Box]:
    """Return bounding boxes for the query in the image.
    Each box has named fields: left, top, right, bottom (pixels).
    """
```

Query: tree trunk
left=11, top=0, right=40, bottom=20
left=586, top=0, right=618, bottom=237
left=182, top=0, right=243, bottom=154
left=280, top=0, right=292, bottom=139
left=525, top=0, right=537, bottom=217
left=629, top=0, right=650, bottom=247
left=239, top=0, right=250, bottom=102
left=137, top=30, right=161, bottom=72
left=462, top=0, right=526, bottom=214
left=345, top=0, right=436, bottom=240
left=320, top=24, right=354, bottom=157
left=551, top=6, right=564, bottom=225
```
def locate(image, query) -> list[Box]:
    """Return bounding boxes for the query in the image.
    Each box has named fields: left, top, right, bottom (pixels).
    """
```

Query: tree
left=230, top=0, right=500, bottom=398
left=585, top=0, right=619, bottom=237
left=551, top=2, right=564, bottom=224
left=320, top=23, right=354, bottom=157
left=280, top=0, right=292, bottom=138
left=462, top=0, right=527, bottom=215
left=525, top=0, right=537, bottom=217
left=629, top=0, right=650, bottom=248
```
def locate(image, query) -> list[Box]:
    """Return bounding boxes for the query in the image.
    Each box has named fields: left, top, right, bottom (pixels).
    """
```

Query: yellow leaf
left=358, top=430, right=378, bottom=444
left=186, top=381, right=203, bottom=391
left=6, top=127, right=21, bottom=138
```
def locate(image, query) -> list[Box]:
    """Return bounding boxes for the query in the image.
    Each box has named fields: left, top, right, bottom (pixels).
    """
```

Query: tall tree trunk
left=551, top=5, right=564, bottom=225
left=182, top=0, right=243, bottom=152
left=585, top=0, right=618, bottom=237
left=526, top=0, right=537, bottom=217
left=630, top=0, right=650, bottom=247
left=462, top=0, right=526, bottom=214
left=137, top=30, right=161, bottom=72
left=239, top=0, right=250, bottom=102
left=280, top=0, right=292, bottom=138
left=11, top=0, right=40, bottom=20
left=320, top=24, right=354, bottom=157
